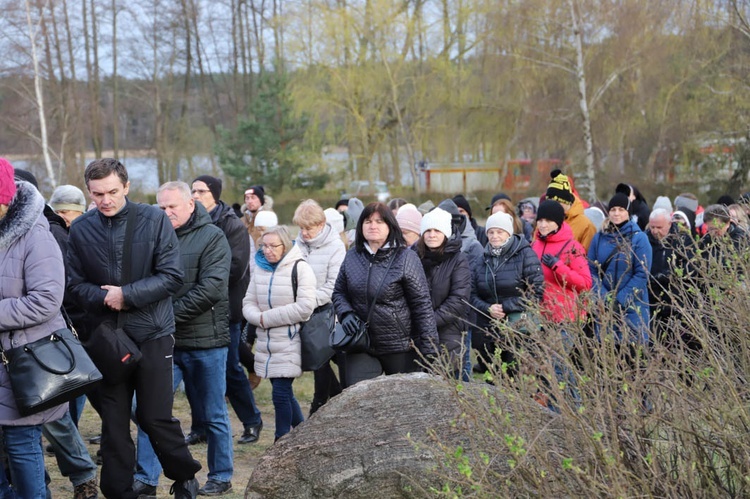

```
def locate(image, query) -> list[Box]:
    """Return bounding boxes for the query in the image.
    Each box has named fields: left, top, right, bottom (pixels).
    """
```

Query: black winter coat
left=210, top=200, right=250, bottom=323
left=173, top=203, right=232, bottom=350
left=470, top=235, right=544, bottom=332
left=647, top=224, right=694, bottom=307
left=332, top=245, right=439, bottom=356
left=67, top=200, right=183, bottom=344
left=418, top=237, right=471, bottom=362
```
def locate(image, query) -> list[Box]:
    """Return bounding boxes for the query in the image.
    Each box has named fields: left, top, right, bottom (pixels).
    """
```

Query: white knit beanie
left=324, top=207, right=345, bottom=234
left=485, top=211, right=514, bottom=236
left=420, top=207, right=452, bottom=238
left=652, top=195, right=673, bottom=213
left=254, top=210, right=278, bottom=228
left=396, top=204, right=422, bottom=235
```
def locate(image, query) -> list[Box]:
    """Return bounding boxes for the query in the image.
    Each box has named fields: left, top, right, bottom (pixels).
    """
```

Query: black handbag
left=329, top=252, right=396, bottom=354
left=81, top=205, right=142, bottom=384
left=290, top=261, right=336, bottom=371
left=0, top=319, right=103, bottom=417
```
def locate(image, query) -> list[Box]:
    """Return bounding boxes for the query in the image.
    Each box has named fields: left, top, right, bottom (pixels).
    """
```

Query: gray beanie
left=50, top=185, right=86, bottom=212
left=652, top=196, right=673, bottom=213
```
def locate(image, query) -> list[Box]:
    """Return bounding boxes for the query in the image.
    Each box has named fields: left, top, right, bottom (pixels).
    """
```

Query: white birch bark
left=25, top=0, right=56, bottom=187
left=568, top=0, right=596, bottom=200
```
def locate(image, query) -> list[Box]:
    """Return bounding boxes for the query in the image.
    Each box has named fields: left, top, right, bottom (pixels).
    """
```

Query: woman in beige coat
left=243, top=226, right=316, bottom=440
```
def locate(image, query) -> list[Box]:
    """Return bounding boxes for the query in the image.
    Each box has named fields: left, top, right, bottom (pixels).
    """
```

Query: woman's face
left=299, top=222, right=324, bottom=241
left=609, top=206, right=629, bottom=225
left=536, top=219, right=559, bottom=237
left=261, top=233, right=286, bottom=263
left=487, top=227, right=510, bottom=247
left=403, top=230, right=419, bottom=246
left=363, top=212, right=390, bottom=246
left=491, top=203, right=508, bottom=215
left=423, top=229, right=446, bottom=249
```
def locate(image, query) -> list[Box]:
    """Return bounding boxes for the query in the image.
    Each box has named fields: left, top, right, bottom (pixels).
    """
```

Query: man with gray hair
left=133, top=181, right=235, bottom=496
left=646, top=208, right=695, bottom=344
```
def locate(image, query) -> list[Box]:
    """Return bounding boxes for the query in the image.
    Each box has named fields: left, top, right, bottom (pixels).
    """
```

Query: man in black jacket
left=67, top=159, right=201, bottom=499
left=134, top=181, right=234, bottom=496
left=191, top=175, right=264, bottom=444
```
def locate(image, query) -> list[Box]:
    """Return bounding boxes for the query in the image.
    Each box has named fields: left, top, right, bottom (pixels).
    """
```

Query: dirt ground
left=45, top=372, right=316, bottom=497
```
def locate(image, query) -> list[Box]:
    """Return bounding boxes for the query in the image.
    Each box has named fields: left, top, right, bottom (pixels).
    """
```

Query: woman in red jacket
left=531, top=200, right=592, bottom=408
left=532, top=200, right=592, bottom=323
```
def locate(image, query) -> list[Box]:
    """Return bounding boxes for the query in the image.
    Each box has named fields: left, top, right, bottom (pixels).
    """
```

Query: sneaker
left=132, top=480, right=157, bottom=499
left=89, top=435, right=101, bottom=444
left=73, top=478, right=99, bottom=499
left=238, top=423, right=262, bottom=444
left=185, top=432, right=207, bottom=445
left=198, top=480, right=232, bottom=496
left=45, top=443, right=54, bottom=455
left=170, top=478, right=199, bottom=499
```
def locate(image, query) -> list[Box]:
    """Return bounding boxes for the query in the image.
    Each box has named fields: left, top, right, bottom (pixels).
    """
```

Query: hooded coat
left=417, top=236, right=472, bottom=365
left=470, top=234, right=545, bottom=333
left=588, top=220, right=653, bottom=344
left=172, top=202, right=231, bottom=350
left=566, top=197, right=597, bottom=251
left=295, top=223, right=346, bottom=307
left=210, top=200, right=250, bottom=323
left=531, top=222, right=592, bottom=322
left=242, top=244, right=316, bottom=378
left=0, top=181, right=67, bottom=425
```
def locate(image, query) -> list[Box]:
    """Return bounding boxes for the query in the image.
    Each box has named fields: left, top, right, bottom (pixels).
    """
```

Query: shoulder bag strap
left=117, top=204, right=138, bottom=329
left=291, top=260, right=301, bottom=301
left=364, top=250, right=397, bottom=325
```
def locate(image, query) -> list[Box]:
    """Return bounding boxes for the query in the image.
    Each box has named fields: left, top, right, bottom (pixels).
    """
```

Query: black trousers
left=343, top=350, right=419, bottom=386
left=99, top=335, right=201, bottom=499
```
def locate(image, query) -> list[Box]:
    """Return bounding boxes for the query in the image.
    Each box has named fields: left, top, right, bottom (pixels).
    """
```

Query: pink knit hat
left=0, top=158, right=16, bottom=205
left=396, top=204, right=422, bottom=235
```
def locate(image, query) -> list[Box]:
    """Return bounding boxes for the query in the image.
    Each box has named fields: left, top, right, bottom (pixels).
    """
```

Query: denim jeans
left=136, top=347, right=233, bottom=484
left=42, top=411, right=97, bottom=487
left=190, top=322, right=262, bottom=436
left=270, top=378, right=304, bottom=440
left=1, top=425, right=47, bottom=498
left=68, top=396, right=86, bottom=426
left=461, top=330, right=472, bottom=382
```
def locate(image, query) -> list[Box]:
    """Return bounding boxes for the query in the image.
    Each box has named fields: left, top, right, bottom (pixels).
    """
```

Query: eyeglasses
left=191, top=189, right=210, bottom=195
left=260, top=243, right=284, bottom=251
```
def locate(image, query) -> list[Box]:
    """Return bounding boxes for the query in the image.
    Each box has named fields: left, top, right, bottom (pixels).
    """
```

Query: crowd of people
left=0, top=156, right=748, bottom=498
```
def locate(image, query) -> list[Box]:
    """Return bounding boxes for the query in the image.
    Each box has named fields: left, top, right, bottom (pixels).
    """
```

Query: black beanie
left=452, top=194, right=473, bottom=218
left=193, top=175, right=222, bottom=203
left=536, top=200, right=565, bottom=227
left=245, top=185, right=265, bottom=205
left=716, top=194, right=734, bottom=206
left=13, top=169, right=39, bottom=189
left=608, top=192, right=630, bottom=212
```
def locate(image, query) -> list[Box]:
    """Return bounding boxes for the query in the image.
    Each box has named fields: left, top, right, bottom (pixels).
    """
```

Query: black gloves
left=341, top=314, right=360, bottom=336
left=541, top=253, right=560, bottom=268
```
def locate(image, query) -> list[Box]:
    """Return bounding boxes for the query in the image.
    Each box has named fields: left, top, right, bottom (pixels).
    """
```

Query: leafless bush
left=412, top=236, right=750, bottom=497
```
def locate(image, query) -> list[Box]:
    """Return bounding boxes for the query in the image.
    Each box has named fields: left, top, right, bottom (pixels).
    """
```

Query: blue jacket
left=588, top=220, right=652, bottom=344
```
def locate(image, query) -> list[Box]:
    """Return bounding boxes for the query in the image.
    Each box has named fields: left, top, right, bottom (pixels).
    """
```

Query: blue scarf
left=255, top=250, right=278, bottom=272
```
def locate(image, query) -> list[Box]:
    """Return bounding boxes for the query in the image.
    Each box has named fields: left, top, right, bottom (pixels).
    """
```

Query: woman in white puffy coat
left=294, top=200, right=346, bottom=415
left=243, top=225, right=316, bottom=441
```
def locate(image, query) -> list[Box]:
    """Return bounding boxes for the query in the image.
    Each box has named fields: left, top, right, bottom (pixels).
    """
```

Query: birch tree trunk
left=568, top=0, right=597, bottom=200
left=25, top=0, right=56, bottom=187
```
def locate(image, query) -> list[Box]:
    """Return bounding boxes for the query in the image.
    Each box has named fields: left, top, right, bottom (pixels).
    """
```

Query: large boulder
left=245, top=373, right=556, bottom=498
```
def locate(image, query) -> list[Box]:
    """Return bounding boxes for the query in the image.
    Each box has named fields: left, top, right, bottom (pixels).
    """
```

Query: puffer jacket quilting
left=295, top=223, right=346, bottom=307
left=470, top=234, right=545, bottom=332
left=173, top=202, right=231, bottom=350
left=332, top=245, right=438, bottom=356
left=418, top=236, right=471, bottom=360
left=242, top=244, right=316, bottom=378
left=0, top=181, right=67, bottom=425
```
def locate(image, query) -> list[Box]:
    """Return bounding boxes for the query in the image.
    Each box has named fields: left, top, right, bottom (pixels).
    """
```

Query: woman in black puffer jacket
left=332, top=202, right=438, bottom=386
left=415, top=207, right=471, bottom=378
left=471, top=211, right=544, bottom=378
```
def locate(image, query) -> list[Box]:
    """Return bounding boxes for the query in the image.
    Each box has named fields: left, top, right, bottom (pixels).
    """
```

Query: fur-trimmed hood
left=0, top=181, right=45, bottom=250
